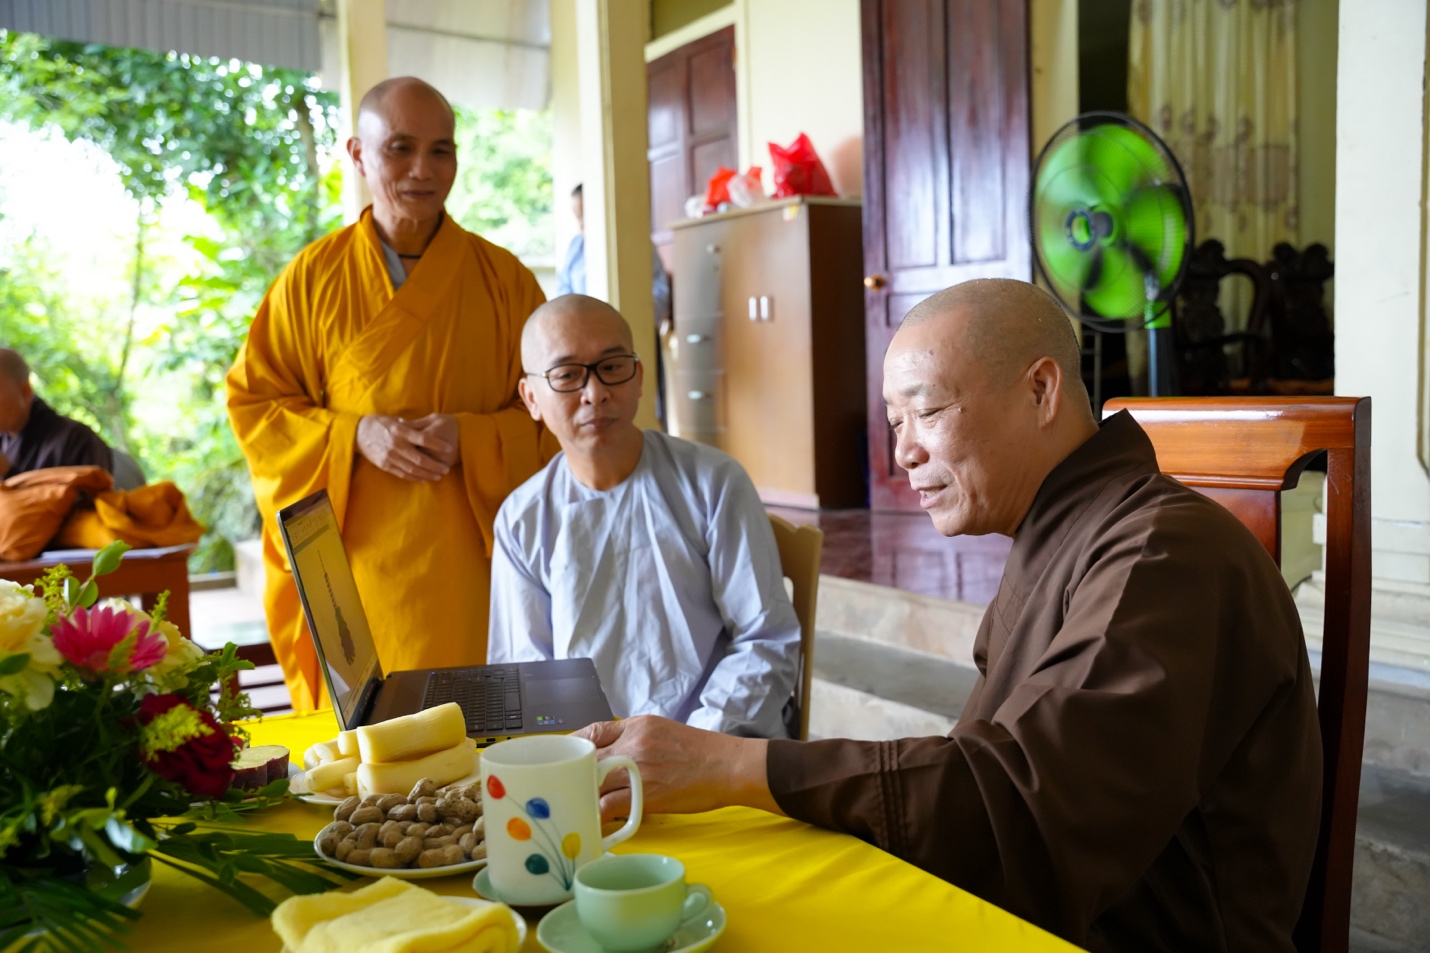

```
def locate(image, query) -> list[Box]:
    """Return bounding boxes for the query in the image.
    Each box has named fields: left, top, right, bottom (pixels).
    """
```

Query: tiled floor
left=767, top=506, right=1010, bottom=606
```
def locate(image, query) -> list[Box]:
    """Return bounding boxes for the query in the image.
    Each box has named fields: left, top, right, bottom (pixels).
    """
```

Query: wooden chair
left=768, top=514, right=824, bottom=741
left=1104, top=396, right=1371, bottom=953
left=1173, top=238, right=1274, bottom=395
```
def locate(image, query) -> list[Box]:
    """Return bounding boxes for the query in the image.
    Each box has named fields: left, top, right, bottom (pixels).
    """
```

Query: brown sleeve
left=767, top=504, right=1312, bottom=939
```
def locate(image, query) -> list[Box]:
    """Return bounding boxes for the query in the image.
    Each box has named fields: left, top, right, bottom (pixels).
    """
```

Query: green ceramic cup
left=572, top=854, right=713, bottom=953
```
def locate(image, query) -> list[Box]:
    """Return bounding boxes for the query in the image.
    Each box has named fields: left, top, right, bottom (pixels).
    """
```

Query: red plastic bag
left=768, top=133, right=836, bottom=198
left=704, top=167, right=738, bottom=208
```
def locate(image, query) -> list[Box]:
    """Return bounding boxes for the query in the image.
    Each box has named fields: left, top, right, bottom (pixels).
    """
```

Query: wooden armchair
left=1104, top=396, right=1370, bottom=953
left=1173, top=238, right=1273, bottom=395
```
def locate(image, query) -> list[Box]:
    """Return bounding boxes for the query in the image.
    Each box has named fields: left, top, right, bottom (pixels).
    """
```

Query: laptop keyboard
left=422, top=667, right=523, bottom=733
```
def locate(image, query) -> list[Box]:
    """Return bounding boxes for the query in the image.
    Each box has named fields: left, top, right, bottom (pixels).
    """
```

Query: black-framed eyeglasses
left=526, top=354, right=640, bottom=393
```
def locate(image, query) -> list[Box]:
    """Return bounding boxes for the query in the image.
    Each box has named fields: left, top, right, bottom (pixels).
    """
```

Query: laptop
left=276, top=489, right=614, bottom=746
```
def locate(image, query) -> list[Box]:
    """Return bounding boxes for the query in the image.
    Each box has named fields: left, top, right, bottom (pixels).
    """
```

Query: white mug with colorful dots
left=479, top=734, right=643, bottom=905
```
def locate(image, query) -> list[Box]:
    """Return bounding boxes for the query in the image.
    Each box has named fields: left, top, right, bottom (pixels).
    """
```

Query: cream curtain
left=1128, top=0, right=1300, bottom=268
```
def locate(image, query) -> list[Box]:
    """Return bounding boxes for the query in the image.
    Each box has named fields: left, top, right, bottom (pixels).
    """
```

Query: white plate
left=282, top=898, right=525, bottom=952
left=291, top=769, right=481, bottom=805
left=314, top=823, right=488, bottom=879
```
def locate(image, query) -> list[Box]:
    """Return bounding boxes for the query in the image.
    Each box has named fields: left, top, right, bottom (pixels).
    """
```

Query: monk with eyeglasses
left=487, top=294, right=801, bottom=739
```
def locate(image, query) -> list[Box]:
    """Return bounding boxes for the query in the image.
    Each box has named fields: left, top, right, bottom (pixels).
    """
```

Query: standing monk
left=227, top=78, right=551, bottom=711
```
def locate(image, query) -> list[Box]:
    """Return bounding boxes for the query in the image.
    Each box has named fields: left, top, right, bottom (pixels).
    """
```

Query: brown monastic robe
left=768, top=411, right=1322, bottom=952
left=0, top=397, right=113, bottom=477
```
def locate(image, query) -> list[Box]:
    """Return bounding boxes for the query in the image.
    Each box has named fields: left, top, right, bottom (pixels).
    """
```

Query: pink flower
left=51, top=605, right=167, bottom=674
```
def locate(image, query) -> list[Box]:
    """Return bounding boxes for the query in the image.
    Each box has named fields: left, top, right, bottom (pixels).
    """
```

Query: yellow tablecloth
left=122, top=712, right=1079, bottom=952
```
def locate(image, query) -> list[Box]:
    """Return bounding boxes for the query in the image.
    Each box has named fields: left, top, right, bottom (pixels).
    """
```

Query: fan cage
left=1029, top=111, right=1195, bottom=335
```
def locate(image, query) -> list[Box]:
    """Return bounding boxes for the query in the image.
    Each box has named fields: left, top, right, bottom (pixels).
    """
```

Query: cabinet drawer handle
left=747, top=296, right=758, bottom=321
left=686, top=334, right=710, bottom=344
left=687, top=390, right=712, bottom=401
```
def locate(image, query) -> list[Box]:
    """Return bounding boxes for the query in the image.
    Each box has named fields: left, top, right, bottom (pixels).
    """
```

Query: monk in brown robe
left=577, top=279, right=1322, bottom=952
left=227, top=78, right=551, bottom=710
left=0, top=348, right=113, bottom=479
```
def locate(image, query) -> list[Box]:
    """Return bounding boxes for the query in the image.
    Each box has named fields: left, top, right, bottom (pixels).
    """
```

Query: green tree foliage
left=0, top=30, right=341, bottom=570
left=0, top=31, right=554, bottom=575
left=448, top=106, right=554, bottom=261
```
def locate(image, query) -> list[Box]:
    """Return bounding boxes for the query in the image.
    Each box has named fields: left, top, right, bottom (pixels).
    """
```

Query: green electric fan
left=1030, top=112, right=1194, bottom=398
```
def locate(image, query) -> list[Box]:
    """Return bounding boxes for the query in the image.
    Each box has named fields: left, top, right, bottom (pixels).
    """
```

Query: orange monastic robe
left=227, top=210, right=553, bottom=711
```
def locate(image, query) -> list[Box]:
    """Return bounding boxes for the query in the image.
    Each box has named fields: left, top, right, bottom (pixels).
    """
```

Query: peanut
left=335, top=796, right=361, bottom=822
left=368, top=847, right=402, bottom=869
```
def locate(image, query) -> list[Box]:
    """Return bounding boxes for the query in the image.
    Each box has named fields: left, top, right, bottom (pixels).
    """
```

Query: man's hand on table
left=574, top=715, right=785, bottom=822
left=356, top=414, right=454, bottom=481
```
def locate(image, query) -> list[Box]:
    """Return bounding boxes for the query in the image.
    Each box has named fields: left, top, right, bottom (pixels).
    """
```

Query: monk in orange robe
left=227, top=77, right=552, bottom=711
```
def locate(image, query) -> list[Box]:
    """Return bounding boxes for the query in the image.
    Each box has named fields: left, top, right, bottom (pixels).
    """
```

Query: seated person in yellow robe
left=227, top=77, right=552, bottom=711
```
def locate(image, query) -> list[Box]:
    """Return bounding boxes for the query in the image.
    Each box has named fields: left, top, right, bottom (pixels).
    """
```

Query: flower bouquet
left=0, top=543, right=350, bottom=952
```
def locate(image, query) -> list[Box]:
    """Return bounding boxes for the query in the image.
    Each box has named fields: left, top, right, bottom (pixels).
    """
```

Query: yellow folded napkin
left=272, top=877, right=518, bottom=953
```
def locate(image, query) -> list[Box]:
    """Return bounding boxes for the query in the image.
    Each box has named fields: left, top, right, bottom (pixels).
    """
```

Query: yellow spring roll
left=357, top=703, right=466, bottom=764
left=355, top=741, right=476, bottom=795
left=305, top=756, right=359, bottom=794
left=336, top=729, right=360, bottom=757
left=303, top=740, right=340, bottom=770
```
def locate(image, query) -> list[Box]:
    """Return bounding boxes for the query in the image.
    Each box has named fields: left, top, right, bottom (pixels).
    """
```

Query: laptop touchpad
left=526, top=676, right=594, bottom=708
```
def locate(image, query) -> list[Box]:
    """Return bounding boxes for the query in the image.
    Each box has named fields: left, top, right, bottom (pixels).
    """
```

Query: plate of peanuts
left=314, top=776, right=488, bottom=879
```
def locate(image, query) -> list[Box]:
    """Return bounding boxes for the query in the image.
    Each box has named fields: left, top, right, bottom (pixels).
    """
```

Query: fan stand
left=1145, top=272, right=1177, bottom=397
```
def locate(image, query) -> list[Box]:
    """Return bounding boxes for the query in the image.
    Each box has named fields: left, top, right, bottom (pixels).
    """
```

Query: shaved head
left=517, top=295, right=645, bottom=489
left=356, top=77, right=455, bottom=136
left=882, top=278, right=1098, bottom=538
left=522, top=295, right=634, bottom=372
left=347, top=78, right=458, bottom=242
left=0, top=347, right=33, bottom=433
left=0, top=348, right=27, bottom=386
left=899, top=278, right=1083, bottom=395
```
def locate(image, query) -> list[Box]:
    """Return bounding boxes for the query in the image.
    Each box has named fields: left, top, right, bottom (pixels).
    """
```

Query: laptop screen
left=277, top=491, right=382, bottom=729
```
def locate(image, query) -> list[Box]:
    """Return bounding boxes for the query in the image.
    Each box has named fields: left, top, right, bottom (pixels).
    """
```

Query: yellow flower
left=0, top=581, right=60, bottom=709
left=0, top=580, right=46, bottom=656
left=139, top=612, right=207, bottom=686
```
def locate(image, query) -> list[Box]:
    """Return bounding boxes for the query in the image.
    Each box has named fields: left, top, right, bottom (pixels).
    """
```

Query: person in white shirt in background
left=487, top=294, right=800, bottom=738
left=555, top=184, right=672, bottom=329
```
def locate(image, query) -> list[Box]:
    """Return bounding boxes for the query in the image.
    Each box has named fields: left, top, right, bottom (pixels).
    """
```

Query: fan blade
left=1080, top=124, right=1171, bottom=199
left=1037, top=212, right=1096, bottom=294
left=1083, top=243, right=1147, bottom=321
left=1036, top=136, right=1106, bottom=211
left=1124, top=185, right=1189, bottom=289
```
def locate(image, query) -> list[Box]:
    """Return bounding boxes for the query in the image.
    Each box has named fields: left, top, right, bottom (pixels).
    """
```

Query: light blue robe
left=488, top=429, right=801, bottom=738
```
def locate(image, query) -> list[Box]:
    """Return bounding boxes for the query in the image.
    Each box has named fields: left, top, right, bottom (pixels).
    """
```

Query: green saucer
left=536, top=898, right=727, bottom=953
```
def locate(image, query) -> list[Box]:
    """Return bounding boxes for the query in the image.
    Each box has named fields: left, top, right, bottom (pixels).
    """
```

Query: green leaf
left=91, top=541, right=132, bottom=578
left=62, top=576, right=82, bottom=607
left=77, top=579, right=99, bottom=609
left=0, top=652, right=30, bottom=675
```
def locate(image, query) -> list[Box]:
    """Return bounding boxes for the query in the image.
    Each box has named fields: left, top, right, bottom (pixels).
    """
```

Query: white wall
left=1335, top=0, right=1430, bottom=531
left=736, top=0, right=865, bottom=198
left=1326, top=0, right=1430, bottom=671
left=549, top=0, right=582, bottom=269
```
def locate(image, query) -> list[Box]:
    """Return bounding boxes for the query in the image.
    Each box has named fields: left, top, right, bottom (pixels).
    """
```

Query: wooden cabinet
left=667, top=197, right=868, bottom=508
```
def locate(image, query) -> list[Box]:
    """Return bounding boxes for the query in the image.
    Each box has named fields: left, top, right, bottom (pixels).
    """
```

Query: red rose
left=135, top=694, right=240, bottom=798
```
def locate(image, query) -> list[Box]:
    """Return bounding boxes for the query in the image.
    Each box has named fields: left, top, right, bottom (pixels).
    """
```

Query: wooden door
left=861, top=0, right=1031, bottom=510
left=647, top=26, right=738, bottom=272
